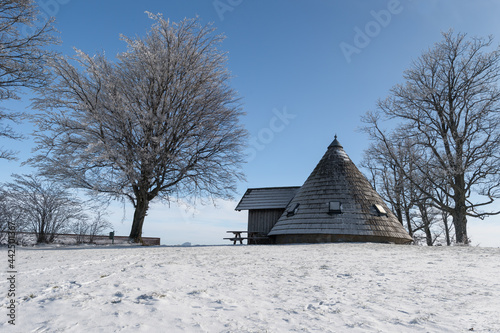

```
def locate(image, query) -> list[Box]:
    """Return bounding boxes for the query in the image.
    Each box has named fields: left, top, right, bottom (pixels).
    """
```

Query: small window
left=287, top=203, right=300, bottom=217
left=373, top=204, right=387, bottom=216
left=328, top=201, right=342, bottom=214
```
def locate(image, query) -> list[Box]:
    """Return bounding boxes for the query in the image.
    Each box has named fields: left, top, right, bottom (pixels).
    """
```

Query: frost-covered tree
left=363, top=31, right=500, bottom=244
left=0, top=190, right=23, bottom=244
left=0, top=0, right=57, bottom=159
left=31, top=14, right=247, bottom=242
left=3, top=174, right=84, bottom=243
left=361, top=138, right=418, bottom=238
left=72, top=212, right=112, bottom=244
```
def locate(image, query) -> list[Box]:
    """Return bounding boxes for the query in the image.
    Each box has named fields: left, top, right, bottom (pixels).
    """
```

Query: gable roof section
left=235, top=186, right=300, bottom=211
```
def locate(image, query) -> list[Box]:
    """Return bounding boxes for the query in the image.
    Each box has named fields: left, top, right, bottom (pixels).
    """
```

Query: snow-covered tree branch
left=0, top=0, right=58, bottom=159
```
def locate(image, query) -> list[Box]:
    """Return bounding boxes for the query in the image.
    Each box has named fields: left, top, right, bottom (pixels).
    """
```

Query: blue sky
left=2, top=0, right=500, bottom=246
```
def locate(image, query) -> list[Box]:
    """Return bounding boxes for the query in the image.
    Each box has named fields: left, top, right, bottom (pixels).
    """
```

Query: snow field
left=1, top=243, right=499, bottom=332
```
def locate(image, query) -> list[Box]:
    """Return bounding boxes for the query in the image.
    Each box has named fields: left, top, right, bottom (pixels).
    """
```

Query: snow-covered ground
left=1, top=243, right=500, bottom=332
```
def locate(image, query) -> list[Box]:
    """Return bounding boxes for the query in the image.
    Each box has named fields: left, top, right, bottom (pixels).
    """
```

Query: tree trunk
left=394, top=201, right=403, bottom=226
left=404, top=206, right=413, bottom=237
left=129, top=196, right=150, bottom=243
left=37, top=231, right=47, bottom=243
left=37, top=218, right=47, bottom=243
left=423, top=221, right=433, bottom=246
left=418, top=204, right=433, bottom=246
left=442, top=211, right=451, bottom=246
left=453, top=176, right=468, bottom=245
left=453, top=207, right=468, bottom=244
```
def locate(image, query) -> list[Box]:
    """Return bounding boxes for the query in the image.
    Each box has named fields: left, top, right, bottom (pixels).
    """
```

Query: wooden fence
left=0, top=231, right=160, bottom=246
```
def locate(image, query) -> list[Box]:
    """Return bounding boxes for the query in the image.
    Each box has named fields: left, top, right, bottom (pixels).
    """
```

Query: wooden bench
left=224, top=231, right=246, bottom=244
left=224, top=231, right=269, bottom=245
left=223, top=237, right=248, bottom=244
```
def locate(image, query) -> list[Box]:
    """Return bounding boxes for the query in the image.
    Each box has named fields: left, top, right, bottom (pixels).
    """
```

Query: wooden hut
left=235, top=136, right=413, bottom=245
left=267, top=136, right=413, bottom=244
left=235, top=187, right=299, bottom=243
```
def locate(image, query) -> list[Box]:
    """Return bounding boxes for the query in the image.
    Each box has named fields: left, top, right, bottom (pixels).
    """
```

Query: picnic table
left=223, top=231, right=269, bottom=245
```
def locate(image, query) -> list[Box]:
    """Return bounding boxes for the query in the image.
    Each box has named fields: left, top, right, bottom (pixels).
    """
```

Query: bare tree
left=0, top=190, right=24, bottom=244
left=3, top=174, right=83, bottom=243
left=414, top=201, right=439, bottom=246
left=72, top=211, right=112, bottom=244
left=0, top=191, right=10, bottom=237
left=363, top=31, right=500, bottom=244
left=363, top=134, right=458, bottom=246
left=362, top=138, right=419, bottom=239
left=31, top=14, right=247, bottom=243
left=87, top=212, right=112, bottom=243
left=0, top=0, right=57, bottom=159
left=71, top=219, right=89, bottom=244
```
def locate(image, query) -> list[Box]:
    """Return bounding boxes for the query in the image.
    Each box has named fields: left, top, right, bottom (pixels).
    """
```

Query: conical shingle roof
left=268, top=136, right=413, bottom=244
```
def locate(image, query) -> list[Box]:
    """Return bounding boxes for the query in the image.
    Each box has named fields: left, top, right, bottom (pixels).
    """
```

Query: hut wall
left=248, top=209, right=284, bottom=234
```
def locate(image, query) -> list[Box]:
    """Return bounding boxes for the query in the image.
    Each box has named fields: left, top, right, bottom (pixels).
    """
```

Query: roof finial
left=328, top=134, right=343, bottom=149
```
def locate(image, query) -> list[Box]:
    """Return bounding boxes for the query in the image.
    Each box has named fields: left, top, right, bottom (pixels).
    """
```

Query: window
left=287, top=203, right=300, bottom=217
left=328, top=201, right=342, bottom=214
left=373, top=204, right=387, bottom=217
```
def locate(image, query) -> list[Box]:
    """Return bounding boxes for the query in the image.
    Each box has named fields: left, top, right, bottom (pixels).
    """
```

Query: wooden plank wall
left=248, top=209, right=285, bottom=234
